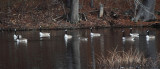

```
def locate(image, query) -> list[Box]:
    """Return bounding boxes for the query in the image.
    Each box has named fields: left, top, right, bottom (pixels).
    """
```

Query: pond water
left=0, top=27, right=160, bottom=69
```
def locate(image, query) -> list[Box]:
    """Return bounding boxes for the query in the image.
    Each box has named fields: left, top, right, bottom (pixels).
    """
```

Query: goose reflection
left=135, top=30, right=158, bottom=69
left=90, top=36, right=96, bottom=69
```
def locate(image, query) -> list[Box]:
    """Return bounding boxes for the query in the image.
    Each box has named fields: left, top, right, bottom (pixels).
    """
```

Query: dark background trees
left=0, top=0, right=160, bottom=29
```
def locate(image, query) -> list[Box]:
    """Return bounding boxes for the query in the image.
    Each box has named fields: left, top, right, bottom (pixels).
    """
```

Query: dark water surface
left=0, top=28, right=160, bottom=69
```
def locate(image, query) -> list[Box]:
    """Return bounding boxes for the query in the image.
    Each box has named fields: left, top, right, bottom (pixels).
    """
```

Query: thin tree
left=133, top=0, right=156, bottom=22
left=70, top=0, right=79, bottom=24
left=91, top=0, right=94, bottom=8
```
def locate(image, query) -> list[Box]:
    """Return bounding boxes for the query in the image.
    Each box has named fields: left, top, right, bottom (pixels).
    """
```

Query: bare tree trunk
left=90, top=0, right=94, bottom=8
left=133, top=0, right=156, bottom=22
left=67, top=0, right=71, bottom=8
left=70, top=0, right=79, bottom=24
left=99, top=3, right=104, bottom=17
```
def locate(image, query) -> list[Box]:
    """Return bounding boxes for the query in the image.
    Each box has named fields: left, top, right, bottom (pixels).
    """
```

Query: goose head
left=122, top=30, right=125, bottom=37
left=65, top=29, right=68, bottom=34
left=90, top=27, right=93, bottom=33
left=130, top=28, right=132, bottom=34
left=40, top=26, right=42, bottom=32
left=146, top=30, right=149, bottom=35
left=14, top=29, right=17, bottom=34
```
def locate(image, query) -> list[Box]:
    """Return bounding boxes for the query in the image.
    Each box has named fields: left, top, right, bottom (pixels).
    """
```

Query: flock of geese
left=122, top=28, right=155, bottom=42
left=13, top=27, right=155, bottom=44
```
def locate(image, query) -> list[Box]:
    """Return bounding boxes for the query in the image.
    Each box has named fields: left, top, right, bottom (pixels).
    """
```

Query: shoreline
left=0, top=24, right=157, bottom=31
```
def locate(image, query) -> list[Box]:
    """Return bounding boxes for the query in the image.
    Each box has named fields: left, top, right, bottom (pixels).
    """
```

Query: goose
left=13, top=29, right=22, bottom=40
left=64, top=30, right=72, bottom=47
left=16, top=35, right=27, bottom=43
left=39, top=26, right=50, bottom=38
left=64, top=29, right=72, bottom=39
left=90, top=27, right=101, bottom=37
left=78, top=37, right=88, bottom=41
left=122, top=30, right=135, bottom=41
left=146, top=30, right=155, bottom=41
left=129, top=28, right=139, bottom=37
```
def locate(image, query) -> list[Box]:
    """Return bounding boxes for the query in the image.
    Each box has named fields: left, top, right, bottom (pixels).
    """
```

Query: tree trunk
left=70, top=0, right=79, bottom=24
left=99, top=3, right=104, bottom=17
left=67, top=0, right=71, bottom=8
left=133, top=0, right=156, bottom=22
left=90, top=0, right=94, bottom=8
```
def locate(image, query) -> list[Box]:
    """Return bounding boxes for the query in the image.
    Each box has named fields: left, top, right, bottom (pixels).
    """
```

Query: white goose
left=146, top=30, right=155, bottom=41
left=13, top=29, right=22, bottom=40
left=90, top=27, right=101, bottom=37
left=39, top=26, right=50, bottom=38
left=122, top=30, right=135, bottom=41
left=129, top=28, right=139, bottom=37
left=16, top=35, right=27, bottom=43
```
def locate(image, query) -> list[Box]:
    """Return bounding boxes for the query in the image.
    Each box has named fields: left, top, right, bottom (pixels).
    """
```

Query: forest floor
left=0, top=0, right=160, bottom=30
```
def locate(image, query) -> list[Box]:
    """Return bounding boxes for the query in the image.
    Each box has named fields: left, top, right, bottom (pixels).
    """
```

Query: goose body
left=90, top=33, right=101, bottom=37
left=146, top=35, right=155, bottom=41
left=90, top=28, right=100, bottom=37
left=16, top=38, right=28, bottom=43
left=130, top=33, right=139, bottom=37
left=39, top=32, right=50, bottom=38
left=78, top=37, right=88, bottom=41
left=16, top=35, right=27, bottom=44
left=64, top=34, right=72, bottom=39
left=122, top=37, right=135, bottom=41
left=146, top=30, right=155, bottom=41
left=130, top=28, right=139, bottom=37
left=122, top=30, right=135, bottom=41
left=39, top=26, right=50, bottom=38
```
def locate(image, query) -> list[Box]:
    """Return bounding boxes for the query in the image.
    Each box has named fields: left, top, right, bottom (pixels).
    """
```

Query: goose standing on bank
left=129, top=28, right=139, bottom=38
left=122, top=30, right=135, bottom=41
left=39, top=26, right=50, bottom=38
left=146, top=30, right=155, bottom=41
left=13, top=29, right=22, bottom=40
left=90, top=27, right=101, bottom=37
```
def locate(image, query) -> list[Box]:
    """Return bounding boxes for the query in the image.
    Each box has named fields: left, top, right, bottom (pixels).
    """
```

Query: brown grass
left=96, top=48, right=160, bottom=69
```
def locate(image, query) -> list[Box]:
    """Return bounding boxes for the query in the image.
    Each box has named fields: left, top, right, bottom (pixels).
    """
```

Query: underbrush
left=96, top=48, right=160, bottom=69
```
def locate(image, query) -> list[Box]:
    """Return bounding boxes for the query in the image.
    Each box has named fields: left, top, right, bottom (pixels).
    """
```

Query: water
left=0, top=28, right=160, bottom=69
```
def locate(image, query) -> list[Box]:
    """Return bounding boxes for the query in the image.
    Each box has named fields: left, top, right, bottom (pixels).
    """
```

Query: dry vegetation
left=96, top=48, right=160, bottom=69
left=0, top=0, right=160, bottom=30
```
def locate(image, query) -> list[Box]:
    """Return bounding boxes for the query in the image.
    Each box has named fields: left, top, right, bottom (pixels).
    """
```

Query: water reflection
left=66, top=31, right=81, bottom=69
left=15, top=41, right=28, bottom=46
left=134, top=29, right=158, bottom=69
left=0, top=28, right=159, bottom=69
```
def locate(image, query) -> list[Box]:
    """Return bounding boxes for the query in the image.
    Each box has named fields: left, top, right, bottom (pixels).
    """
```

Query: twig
left=53, top=16, right=63, bottom=20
